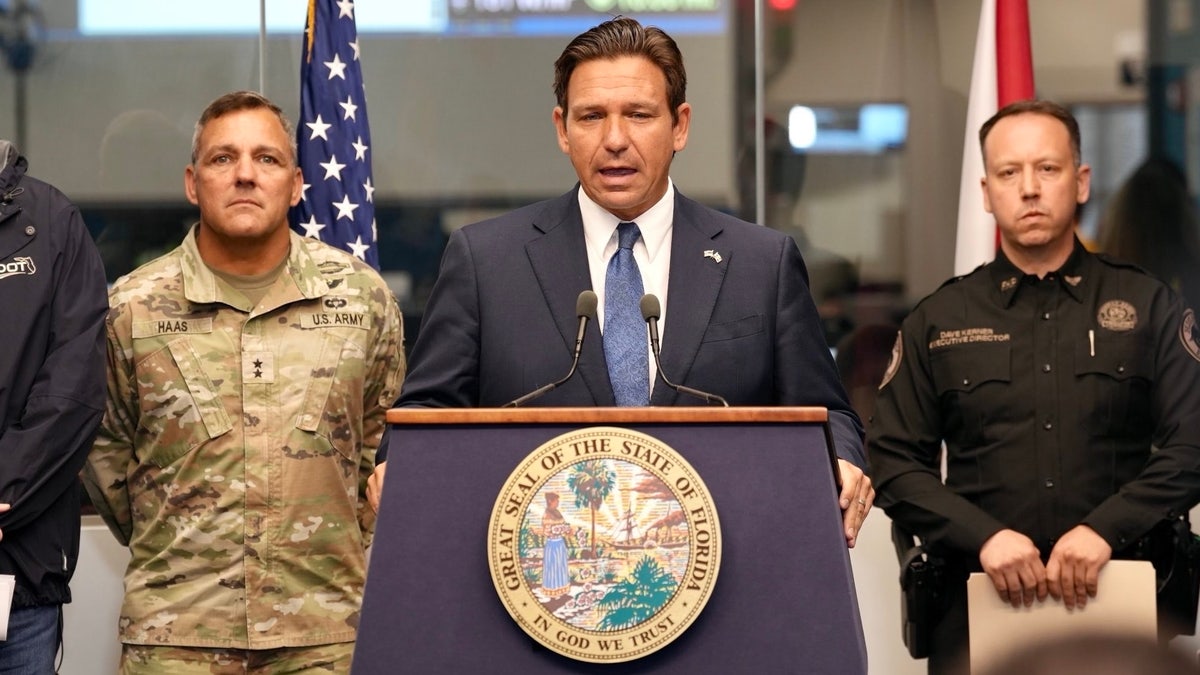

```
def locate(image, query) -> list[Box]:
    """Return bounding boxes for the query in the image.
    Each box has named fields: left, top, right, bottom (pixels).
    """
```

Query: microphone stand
left=503, top=290, right=597, bottom=408
left=640, top=294, right=729, bottom=407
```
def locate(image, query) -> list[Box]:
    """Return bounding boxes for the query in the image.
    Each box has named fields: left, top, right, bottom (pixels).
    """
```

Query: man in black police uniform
left=868, top=99, right=1200, bottom=674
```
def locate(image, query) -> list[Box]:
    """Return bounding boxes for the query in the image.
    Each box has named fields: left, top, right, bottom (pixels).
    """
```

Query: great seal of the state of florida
left=487, top=426, right=721, bottom=663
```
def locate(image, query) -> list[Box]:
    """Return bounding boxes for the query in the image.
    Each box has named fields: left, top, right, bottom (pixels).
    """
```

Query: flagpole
left=754, top=0, right=765, bottom=227
left=259, top=0, right=267, bottom=93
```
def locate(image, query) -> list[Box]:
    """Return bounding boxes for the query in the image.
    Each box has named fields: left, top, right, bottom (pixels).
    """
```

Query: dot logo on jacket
left=0, top=256, right=35, bottom=280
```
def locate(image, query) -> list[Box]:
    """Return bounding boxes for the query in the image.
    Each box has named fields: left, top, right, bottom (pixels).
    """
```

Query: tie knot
left=616, top=222, right=641, bottom=251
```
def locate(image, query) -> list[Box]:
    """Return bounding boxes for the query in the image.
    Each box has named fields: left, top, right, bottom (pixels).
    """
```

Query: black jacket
left=869, top=240, right=1200, bottom=559
left=0, top=142, right=107, bottom=607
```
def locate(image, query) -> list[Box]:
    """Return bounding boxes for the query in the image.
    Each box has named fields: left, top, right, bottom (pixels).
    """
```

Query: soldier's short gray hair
left=191, top=90, right=297, bottom=165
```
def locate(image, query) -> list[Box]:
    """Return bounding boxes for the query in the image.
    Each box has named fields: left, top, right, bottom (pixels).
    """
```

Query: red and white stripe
left=954, top=0, right=1035, bottom=275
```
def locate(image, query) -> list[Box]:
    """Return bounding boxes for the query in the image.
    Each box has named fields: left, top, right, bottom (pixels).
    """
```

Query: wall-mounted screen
left=77, top=0, right=726, bottom=37
left=787, top=103, right=908, bottom=154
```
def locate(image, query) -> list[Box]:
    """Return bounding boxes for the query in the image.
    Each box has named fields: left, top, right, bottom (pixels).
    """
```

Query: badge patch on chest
left=1181, top=309, right=1200, bottom=363
left=243, top=351, right=274, bottom=382
left=1097, top=300, right=1137, bottom=332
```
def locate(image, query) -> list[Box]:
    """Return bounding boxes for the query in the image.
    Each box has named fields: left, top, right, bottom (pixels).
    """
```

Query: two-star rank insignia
left=243, top=352, right=274, bottom=382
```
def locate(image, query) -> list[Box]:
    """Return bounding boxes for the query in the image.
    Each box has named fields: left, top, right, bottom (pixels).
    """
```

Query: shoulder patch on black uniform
left=1181, top=309, right=1200, bottom=363
left=879, top=330, right=903, bottom=390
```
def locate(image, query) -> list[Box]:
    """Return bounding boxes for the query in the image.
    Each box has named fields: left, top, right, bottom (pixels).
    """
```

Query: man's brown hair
left=979, top=99, right=1082, bottom=168
left=553, top=16, right=687, bottom=124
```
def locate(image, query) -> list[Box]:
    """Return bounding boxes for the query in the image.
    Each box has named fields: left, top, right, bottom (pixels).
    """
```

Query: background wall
left=0, top=0, right=1148, bottom=301
left=43, top=1, right=1200, bottom=673
left=0, top=29, right=735, bottom=204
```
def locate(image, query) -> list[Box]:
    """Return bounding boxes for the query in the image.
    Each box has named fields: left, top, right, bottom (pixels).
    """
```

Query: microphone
left=503, top=290, right=598, bottom=408
left=639, top=294, right=729, bottom=406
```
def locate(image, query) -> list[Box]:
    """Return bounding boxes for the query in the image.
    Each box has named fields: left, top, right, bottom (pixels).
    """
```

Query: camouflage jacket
left=83, top=226, right=405, bottom=649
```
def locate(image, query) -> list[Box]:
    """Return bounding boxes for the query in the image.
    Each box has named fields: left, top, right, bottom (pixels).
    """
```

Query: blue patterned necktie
left=604, top=222, right=649, bottom=406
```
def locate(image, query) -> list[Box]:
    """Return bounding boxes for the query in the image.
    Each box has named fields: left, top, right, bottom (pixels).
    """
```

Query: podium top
left=386, top=406, right=829, bottom=425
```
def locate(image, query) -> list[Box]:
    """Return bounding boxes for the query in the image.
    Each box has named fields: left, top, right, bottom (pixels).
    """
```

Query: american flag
left=290, top=0, right=378, bottom=269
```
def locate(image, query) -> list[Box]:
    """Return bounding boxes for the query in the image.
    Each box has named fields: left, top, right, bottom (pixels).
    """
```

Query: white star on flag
left=299, top=214, right=326, bottom=238
left=352, top=137, right=368, bottom=161
left=319, top=155, right=346, bottom=180
left=306, top=115, right=332, bottom=141
left=324, top=53, right=347, bottom=80
left=348, top=235, right=370, bottom=260
left=339, top=95, right=358, bottom=121
left=333, top=195, right=359, bottom=221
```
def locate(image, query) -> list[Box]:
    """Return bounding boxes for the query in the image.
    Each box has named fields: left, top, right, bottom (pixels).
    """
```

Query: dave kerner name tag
left=487, top=427, right=721, bottom=663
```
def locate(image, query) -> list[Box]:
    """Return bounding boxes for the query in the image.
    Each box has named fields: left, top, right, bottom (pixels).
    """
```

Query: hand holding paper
left=1045, top=524, right=1112, bottom=609
left=979, top=528, right=1048, bottom=607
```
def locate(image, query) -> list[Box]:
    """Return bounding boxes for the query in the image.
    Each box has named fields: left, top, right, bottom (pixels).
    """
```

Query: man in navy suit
left=370, top=16, right=873, bottom=546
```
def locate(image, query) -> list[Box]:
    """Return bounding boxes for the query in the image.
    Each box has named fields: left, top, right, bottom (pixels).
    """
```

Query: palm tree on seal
left=567, top=459, right=614, bottom=559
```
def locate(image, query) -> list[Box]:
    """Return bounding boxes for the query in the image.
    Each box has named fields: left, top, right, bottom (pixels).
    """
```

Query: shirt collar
left=579, top=180, right=674, bottom=262
left=181, top=224, right=330, bottom=307
left=989, top=236, right=1091, bottom=307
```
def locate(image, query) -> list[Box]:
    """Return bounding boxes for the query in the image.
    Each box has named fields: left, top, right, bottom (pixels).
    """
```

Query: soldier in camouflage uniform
left=82, top=91, right=405, bottom=675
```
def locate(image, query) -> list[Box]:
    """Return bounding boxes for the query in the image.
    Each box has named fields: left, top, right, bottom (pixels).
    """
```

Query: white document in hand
left=968, top=560, right=1157, bottom=673
left=0, top=573, right=14, bottom=641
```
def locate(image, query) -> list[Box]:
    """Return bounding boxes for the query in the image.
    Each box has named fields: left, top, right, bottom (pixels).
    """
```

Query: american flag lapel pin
left=703, top=249, right=723, bottom=264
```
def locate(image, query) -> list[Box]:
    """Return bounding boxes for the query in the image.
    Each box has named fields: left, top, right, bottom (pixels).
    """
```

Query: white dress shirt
left=578, top=181, right=675, bottom=396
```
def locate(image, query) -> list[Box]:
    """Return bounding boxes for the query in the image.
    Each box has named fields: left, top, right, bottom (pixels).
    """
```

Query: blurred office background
left=16, top=0, right=1195, bottom=672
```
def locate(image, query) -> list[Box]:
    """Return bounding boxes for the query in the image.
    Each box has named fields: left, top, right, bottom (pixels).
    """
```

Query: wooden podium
left=353, top=407, right=868, bottom=674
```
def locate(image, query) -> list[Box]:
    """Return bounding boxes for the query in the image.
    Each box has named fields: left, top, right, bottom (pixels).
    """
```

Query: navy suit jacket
left=394, top=188, right=865, bottom=466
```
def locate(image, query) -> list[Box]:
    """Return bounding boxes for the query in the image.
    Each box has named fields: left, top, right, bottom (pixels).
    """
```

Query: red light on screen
left=769, top=0, right=797, bottom=9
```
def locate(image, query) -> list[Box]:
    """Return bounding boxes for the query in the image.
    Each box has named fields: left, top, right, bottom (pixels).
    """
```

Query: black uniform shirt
left=869, top=238, right=1200, bottom=559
